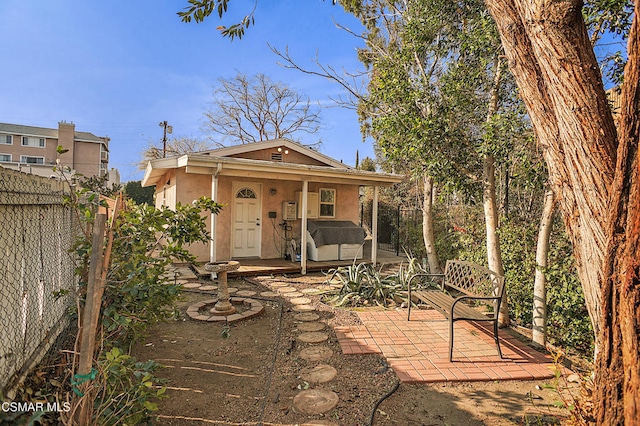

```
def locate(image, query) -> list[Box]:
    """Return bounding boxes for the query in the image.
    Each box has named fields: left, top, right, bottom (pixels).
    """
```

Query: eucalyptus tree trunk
left=484, top=0, right=615, bottom=345
left=422, top=174, right=442, bottom=274
left=532, top=190, right=556, bottom=348
left=484, top=0, right=638, bottom=422
left=483, top=57, right=508, bottom=326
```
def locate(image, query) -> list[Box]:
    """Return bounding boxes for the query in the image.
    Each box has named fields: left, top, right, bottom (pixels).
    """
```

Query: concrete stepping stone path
left=294, top=312, right=320, bottom=322
left=277, top=286, right=297, bottom=293
left=297, top=322, right=325, bottom=332
left=181, top=283, right=202, bottom=289
left=283, top=292, right=305, bottom=298
left=297, top=332, right=329, bottom=344
left=293, top=389, right=339, bottom=415
left=235, top=290, right=257, bottom=297
left=292, top=304, right=315, bottom=312
left=289, top=297, right=312, bottom=305
left=299, top=364, right=337, bottom=384
left=300, top=346, right=333, bottom=362
left=260, top=291, right=280, bottom=297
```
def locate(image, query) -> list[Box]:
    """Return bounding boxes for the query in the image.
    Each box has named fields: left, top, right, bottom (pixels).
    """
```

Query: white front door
left=231, top=182, right=261, bottom=258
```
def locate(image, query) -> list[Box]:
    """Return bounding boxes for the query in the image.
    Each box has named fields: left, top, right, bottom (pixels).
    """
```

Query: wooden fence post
left=75, top=213, right=106, bottom=424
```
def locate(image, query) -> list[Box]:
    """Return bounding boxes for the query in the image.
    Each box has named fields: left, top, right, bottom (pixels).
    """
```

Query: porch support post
left=301, top=180, right=309, bottom=275
left=210, top=165, right=221, bottom=264
left=372, top=186, right=379, bottom=265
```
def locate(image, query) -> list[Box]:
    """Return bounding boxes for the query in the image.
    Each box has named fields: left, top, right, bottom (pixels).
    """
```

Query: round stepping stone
left=289, top=297, right=312, bottom=305
left=299, top=364, right=337, bottom=383
left=297, top=322, right=325, bottom=332
left=297, top=332, right=329, bottom=343
left=293, top=389, right=339, bottom=415
left=199, top=285, right=217, bottom=291
left=295, top=312, right=320, bottom=322
left=277, top=287, right=297, bottom=293
left=227, top=287, right=238, bottom=294
left=292, top=304, right=315, bottom=312
left=176, top=279, right=190, bottom=284
left=236, top=290, right=257, bottom=297
left=315, top=285, right=334, bottom=291
left=269, top=283, right=289, bottom=288
left=182, top=283, right=202, bottom=289
left=283, top=292, right=304, bottom=298
left=300, top=346, right=333, bottom=361
left=301, top=288, right=322, bottom=294
left=260, top=291, right=279, bottom=297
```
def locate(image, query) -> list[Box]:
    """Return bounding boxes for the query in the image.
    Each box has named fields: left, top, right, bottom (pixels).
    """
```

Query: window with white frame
left=0, top=154, right=11, bottom=162
left=21, top=136, right=46, bottom=148
left=0, top=134, right=13, bottom=144
left=20, top=155, right=44, bottom=165
left=319, top=188, right=336, bottom=218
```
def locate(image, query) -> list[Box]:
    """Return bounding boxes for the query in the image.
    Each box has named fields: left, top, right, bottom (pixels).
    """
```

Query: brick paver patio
left=335, top=309, right=557, bottom=383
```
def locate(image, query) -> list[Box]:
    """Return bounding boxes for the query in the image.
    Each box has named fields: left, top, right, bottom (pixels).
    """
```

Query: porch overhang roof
left=142, top=154, right=404, bottom=187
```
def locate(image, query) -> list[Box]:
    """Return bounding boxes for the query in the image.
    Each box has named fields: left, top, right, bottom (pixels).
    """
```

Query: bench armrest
left=451, top=295, right=502, bottom=319
left=408, top=273, right=445, bottom=293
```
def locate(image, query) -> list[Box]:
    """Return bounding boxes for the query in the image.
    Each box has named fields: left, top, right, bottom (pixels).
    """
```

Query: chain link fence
left=0, top=167, right=79, bottom=394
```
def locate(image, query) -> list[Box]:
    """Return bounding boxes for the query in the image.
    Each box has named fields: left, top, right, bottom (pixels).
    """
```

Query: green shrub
left=545, top=230, right=594, bottom=356
left=435, top=212, right=593, bottom=358
left=91, top=347, right=166, bottom=426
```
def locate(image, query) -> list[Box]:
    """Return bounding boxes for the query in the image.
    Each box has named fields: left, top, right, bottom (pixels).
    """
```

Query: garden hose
left=368, top=380, right=400, bottom=426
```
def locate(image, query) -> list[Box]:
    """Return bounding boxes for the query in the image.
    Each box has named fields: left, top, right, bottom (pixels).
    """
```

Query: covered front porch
left=193, top=241, right=407, bottom=278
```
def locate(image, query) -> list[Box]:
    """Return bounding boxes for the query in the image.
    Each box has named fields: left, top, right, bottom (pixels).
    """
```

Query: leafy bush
left=62, top=177, right=222, bottom=424
left=75, top=348, right=167, bottom=426
left=545, top=230, right=594, bottom=356
left=433, top=210, right=593, bottom=358
left=101, top=199, right=220, bottom=347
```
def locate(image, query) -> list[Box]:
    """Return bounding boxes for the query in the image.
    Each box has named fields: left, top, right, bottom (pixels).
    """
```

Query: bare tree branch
left=202, top=73, right=322, bottom=147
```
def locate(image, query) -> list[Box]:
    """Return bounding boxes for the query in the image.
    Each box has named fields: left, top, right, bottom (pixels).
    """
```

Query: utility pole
left=159, top=121, right=172, bottom=158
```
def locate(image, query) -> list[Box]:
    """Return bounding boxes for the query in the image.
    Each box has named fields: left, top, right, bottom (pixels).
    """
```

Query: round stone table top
left=204, top=261, right=240, bottom=273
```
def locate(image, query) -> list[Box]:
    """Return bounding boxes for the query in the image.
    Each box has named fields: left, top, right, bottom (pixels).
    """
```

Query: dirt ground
left=131, top=273, right=575, bottom=426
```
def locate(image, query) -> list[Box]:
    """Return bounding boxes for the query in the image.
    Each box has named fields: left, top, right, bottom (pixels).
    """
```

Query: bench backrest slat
left=444, top=260, right=505, bottom=300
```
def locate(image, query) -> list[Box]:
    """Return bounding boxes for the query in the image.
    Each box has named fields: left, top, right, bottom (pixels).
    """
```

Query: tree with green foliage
left=343, top=0, right=532, bottom=325
left=124, top=180, right=155, bottom=205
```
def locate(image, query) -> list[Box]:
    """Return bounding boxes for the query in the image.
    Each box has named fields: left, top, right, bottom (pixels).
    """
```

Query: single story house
left=141, top=139, right=403, bottom=273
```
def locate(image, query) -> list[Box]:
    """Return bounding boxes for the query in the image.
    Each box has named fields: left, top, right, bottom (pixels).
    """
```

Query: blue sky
left=0, top=1, right=370, bottom=182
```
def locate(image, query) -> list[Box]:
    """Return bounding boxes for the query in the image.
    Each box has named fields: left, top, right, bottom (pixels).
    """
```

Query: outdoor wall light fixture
left=277, top=147, right=289, bottom=154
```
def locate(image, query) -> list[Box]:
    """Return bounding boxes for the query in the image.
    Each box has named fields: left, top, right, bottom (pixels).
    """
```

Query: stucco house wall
left=154, top=174, right=363, bottom=262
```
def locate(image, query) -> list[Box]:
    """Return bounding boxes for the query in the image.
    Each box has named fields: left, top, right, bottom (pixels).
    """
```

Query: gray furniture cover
left=307, top=220, right=365, bottom=247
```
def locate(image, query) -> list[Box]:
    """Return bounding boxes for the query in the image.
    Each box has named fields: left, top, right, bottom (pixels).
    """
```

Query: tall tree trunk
left=532, top=189, right=556, bottom=348
left=484, top=0, right=617, bottom=342
left=483, top=153, right=508, bottom=326
left=484, top=57, right=508, bottom=326
left=484, top=0, right=637, bottom=422
left=596, top=5, right=640, bottom=423
left=422, top=174, right=442, bottom=274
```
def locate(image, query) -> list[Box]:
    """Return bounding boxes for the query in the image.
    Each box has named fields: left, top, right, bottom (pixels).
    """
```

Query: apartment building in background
left=0, top=121, right=109, bottom=178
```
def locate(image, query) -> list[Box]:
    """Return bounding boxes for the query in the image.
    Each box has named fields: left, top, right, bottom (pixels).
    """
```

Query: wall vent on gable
left=271, top=152, right=283, bottom=162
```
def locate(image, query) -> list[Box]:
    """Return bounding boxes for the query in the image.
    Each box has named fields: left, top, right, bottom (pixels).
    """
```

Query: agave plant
left=321, top=258, right=428, bottom=308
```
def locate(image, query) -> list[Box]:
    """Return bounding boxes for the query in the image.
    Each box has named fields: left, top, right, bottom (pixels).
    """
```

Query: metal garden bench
left=407, top=260, right=506, bottom=361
